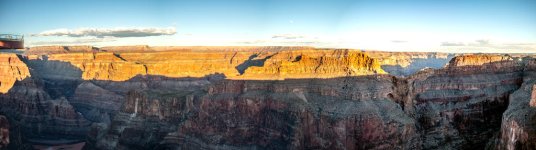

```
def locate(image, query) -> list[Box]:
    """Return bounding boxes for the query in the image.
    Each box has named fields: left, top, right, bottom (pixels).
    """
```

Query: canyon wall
left=0, top=54, right=30, bottom=93
left=26, top=49, right=385, bottom=81
left=0, top=47, right=534, bottom=149
left=494, top=59, right=536, bottom=150
left=405, top=55, right=524, bottom=149
left=87, top=75, right=421, bottom=149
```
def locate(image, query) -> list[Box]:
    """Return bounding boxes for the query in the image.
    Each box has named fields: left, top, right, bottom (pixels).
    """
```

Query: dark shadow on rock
left=24, top=57, right=84, bottom=99
left=235, top=53, right=277, bottom=75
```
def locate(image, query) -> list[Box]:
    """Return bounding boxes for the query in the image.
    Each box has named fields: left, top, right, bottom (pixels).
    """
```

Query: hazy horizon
left=1, top=0, right=535, bottom=53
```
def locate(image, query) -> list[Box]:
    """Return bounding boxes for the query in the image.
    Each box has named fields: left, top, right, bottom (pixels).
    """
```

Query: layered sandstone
left=448, top=54, right=513, bottom=67
left=25, top=49, right=385, bottom=82
left=28, top=52, right=147, bottom=81
left=0, top=54, right=30, bottom=93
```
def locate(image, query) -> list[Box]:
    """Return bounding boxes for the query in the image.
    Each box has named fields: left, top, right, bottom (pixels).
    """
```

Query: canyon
left=0, top=46, right=535, bottom=150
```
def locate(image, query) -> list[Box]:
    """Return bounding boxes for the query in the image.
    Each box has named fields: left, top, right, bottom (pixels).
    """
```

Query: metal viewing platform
left=0, top=34, right=24, bottom=49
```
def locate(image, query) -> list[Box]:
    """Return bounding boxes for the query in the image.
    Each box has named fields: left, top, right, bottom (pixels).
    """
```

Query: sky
left=1, top=0, right=535, bottom=53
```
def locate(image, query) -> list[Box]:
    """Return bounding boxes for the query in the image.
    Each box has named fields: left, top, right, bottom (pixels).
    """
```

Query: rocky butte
left=0, top=46, right=535, bottom=150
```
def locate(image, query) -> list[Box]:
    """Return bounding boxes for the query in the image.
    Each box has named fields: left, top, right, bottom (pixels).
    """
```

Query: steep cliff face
left=0, top=54, right=30, bottom=93
left=42, top=52, right=147, bottom=81
left=0, top=54, right=91, bottom=144
left=25, top=49, right=385, bottom=81
left=0, top=77, right=91, bottom=139
left=404, top=55, right=524, bottom=149
left=495, top=59, right=536, bottom=150
left=119, top=49, right=385, bottom=80
left=448, top=54, right=513, bottom=67
left=87, top=76, right=420, bottom=150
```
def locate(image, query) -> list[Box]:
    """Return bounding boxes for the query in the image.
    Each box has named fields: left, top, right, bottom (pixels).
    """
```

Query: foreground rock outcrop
left=493, top=59, right=536, bottom=150
left=406, top=54, right=524, bottom=149
left=0, top=54, right=30, bottom=93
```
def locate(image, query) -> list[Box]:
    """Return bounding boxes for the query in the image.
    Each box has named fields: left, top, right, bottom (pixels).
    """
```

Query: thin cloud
left=35, top=27, right=176, bottom=38
left=29, top=38, right=116, bottom=46
left=272, top=33, right=306, bottom=39
left=439, top=40, right=536, bottom=53
left=441, top=42, right=466, bottom=46
left=503, top=42, right=536, bottom=46
left=237, top=39, right=322, bottom=46
left=391, top=40, right=407, bottom=43
left=473, top=39, right=490, bottom=46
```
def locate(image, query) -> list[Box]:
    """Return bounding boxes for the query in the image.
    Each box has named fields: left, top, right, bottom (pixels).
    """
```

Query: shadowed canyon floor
left=0, top=46, right=535, bottom=150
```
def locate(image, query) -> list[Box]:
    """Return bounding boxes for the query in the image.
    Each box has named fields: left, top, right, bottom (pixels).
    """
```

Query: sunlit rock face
left=102, top=49, right=385, bottom=80
left=447, top=54, right=513, bottom=67
left=30, top=52, right=147, bottom=81
left=25, top=48, right=385, bottom=81
left=0, top=54, right=30, bottom=93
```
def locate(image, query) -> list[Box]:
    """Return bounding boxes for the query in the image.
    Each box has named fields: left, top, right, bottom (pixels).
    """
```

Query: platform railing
left=0, top=34, right=24, bottom=41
